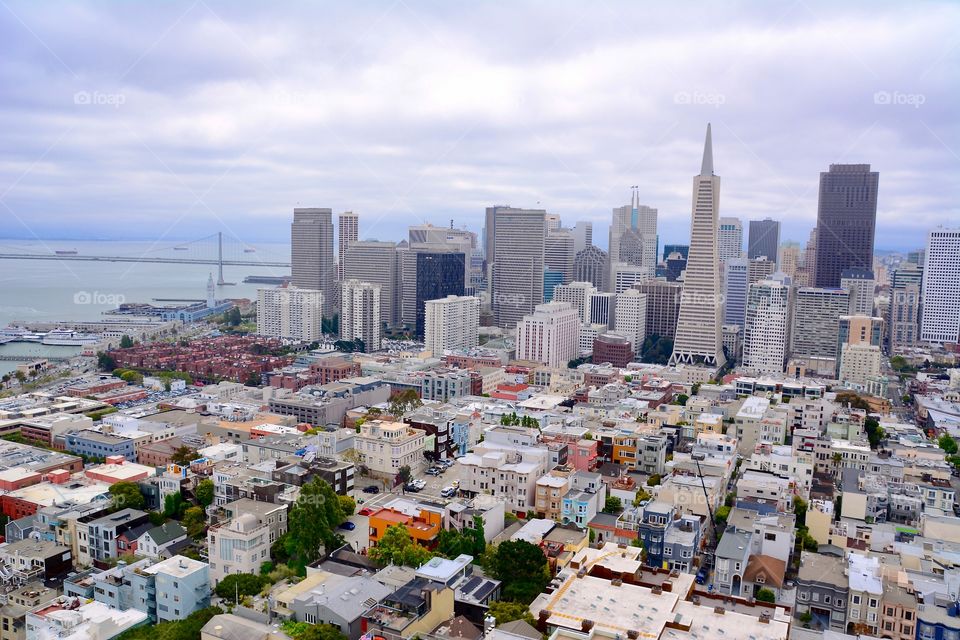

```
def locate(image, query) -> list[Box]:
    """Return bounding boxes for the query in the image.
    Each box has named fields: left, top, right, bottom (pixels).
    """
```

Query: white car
left=440, top=486, right=457, bottom=498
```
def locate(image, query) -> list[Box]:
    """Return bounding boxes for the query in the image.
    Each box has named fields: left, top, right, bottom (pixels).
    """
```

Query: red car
left=358, top=507, right=374, bottom=516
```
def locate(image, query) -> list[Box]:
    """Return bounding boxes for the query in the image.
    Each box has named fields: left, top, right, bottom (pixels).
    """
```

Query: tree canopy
left=939, top=434, right=958, bottom=455
left=486, top=539, right=550, bottom=604
left=285, top=477, right=346, bottom=566
left=194, top=479, right=214, bottom=507
left=214, top=573, right=268, bottom=602
left=368, top=525, right=434, bottom=568
left=108, top=482, right=145, bottom=512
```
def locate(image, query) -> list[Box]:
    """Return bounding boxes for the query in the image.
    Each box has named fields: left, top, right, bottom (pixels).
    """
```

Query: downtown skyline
left=0, top=1, right=957, bottom=251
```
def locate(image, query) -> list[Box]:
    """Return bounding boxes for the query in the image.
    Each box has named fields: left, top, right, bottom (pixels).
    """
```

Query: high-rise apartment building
left=291, top=208, right=335, bottom=317
left=342, top=241, right=399, bottom=327
left=424, top=295, right=480, bottom=355
left=790, top=288, right=850, bottom=360
left=747, top=218, right=780, bottom=262
left=747, top=257, right=777, bottom=284
left=669, top=124, right=726, bottom=368
left=337, top=212, right=359, bottom=282
left=553, top=281, right=597, bottom=323
left=545, top=229, right=576, bottom=285
left=840, top=268, right=876, bottom=316
left=340, top=279, right=382, bottom=353
left=574, top=246, right=608, bottom=291
left=888, top=263, right=923, bottom=354
left=256, top=287, right=324, bottom=342
left=742, top=275, right=792, bottom=374
left=608, top=190, right=658, bottom=287
left=718, top=217, right=743, bottom=264
left=837, top=316, right=884, bottom=386
left=778, top=244, right=801, bottom=281
left=490, top=207, right=546, bottom=328
left=408, top=223, right=476, bottom=291
left=612, top=264, right=650, bottom=294
left=921, top=228, right=960, bottom=345
left=613, top=288, right=647, bottom=354
left=635, top=279, right=682, bottom=340
left=723, top=258, right=748, bottom=327
left=516, top=301, right=580, bottom=368
left=814, top=164, right=879, bottom=288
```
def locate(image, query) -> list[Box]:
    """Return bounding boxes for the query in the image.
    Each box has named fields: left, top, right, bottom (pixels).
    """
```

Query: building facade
left=814, top=164, right=879, bottom=288
left=291, top=208, right=336, bottom=317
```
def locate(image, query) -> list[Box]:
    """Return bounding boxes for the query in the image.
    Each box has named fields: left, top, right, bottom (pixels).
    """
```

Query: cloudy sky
left=0, top=1, right=957, bottom=252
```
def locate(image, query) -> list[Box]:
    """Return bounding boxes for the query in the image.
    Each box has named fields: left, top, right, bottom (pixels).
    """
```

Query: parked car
left=363, top=485, right=380, bottom=494
left=425, top=468, right=442, bottom=476
left=695, top=567, right=710, bottom=585
left=405, top=483, right=422, bottom=493
left=358, top=507, right=374, bottom=516
left=338, top=521, right=356, bottom=531
left=440, top=486, right=457, bottom=498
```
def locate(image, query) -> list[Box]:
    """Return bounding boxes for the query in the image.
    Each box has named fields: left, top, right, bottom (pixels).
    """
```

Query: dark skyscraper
left=747, top=218, right=780, bottom=262
left=415, top=252, right=465, bottom=337
left=814, top=164, right=879, bottom=288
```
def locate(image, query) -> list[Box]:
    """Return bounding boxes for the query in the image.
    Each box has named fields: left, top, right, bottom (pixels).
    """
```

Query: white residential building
left=553, top=282, right=597, bottom=323
left=840, top=269, right=876, bottom=316
left=340, top=279, right=382, bottom=352
left=921, top=228, right=960, bottom=344
left=455, top=436, right=551, bottom=513
left=423, top=295, right=480, bottom=355
left=354, top=420, right=426, bottom=476
left=613, top=288, right=647, bottom=354
left=516, top=301, right=580, bottom=368
left=208, top=514, right=270, bottom=585
left=742, top=276, right=791, bottom=374
left=257, top=287, right=324, bottom=342
left=717, top=216, right=743, bottom=264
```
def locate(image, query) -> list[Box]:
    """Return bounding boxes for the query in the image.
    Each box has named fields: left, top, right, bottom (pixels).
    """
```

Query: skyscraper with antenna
left=608, top=186, right=658, bottom=291
left=669, top=124, right=726, bottom=368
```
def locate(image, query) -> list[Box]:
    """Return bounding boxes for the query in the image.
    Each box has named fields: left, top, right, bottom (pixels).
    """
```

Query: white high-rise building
left=553, top=281, right=597, bottom=323
left=718, top=217, right=743, bottom=264
left=609, top=189, right=658, bottom=289
left=257, top=287, right=324, bottom=342
left=423, top=295, right=480, bottom=355
left=337, top=212, right=359, bottom=282
left=921, top=228, right=960, bottom=345
left=612, top=264, right=651, bottom=294
left=340, top=279, right=382, bottom=352
left=490, top=207, right=547, bottom=328
left=613, top=288, right=647, bottom=354
left=545, top=229, right=576, bottom=285
left=669, top=124, right=726, bottom=368
left=743, top=276, right=791, bottom=374
left=723, top=258, right=748, bottom=327
left=291, top=208, right=335, bottom=317
left=516, top=301, right=580, bottom=368
left=840, top=268, right=876, bottom=316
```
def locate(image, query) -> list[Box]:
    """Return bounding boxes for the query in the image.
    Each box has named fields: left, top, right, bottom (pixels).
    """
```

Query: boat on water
left=41, top=329, right=101, bottom=346
left=55, top=250, right=78, bottom=255
left=0, top=327, right=43, bottom=342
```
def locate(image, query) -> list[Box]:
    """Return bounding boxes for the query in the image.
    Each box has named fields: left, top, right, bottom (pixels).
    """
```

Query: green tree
left=388, top=389, right=422, bottom=417
left=286, top=478, right=346, bottom=565
left=939, top=434, right=958, bottom=455
left=672, top=394, right=689, bottom=406
left=647, top=474, right=662, bottom=487
left=890, top=355, right=908, bottom=371
left=338, top=494, right=356, bottom=517
left=398, top=465, right=413, bottom=484
left=108, top=482, right=145, bottom=512
left=603, top=496, right=623, bottom=514
left=214, top=573, right=268, bottom=602
left=14, top=371, right=26, bottom=384
left=488, top=539, right=550, bottom=604
left=96, top=351, right=117, bottom=371
left=633, top=488, right=652, bottom=506
left=793, top=496, right=808, bottom=528
left=436, top=516, right=486, bottom=558
left=245, top=371, right=262, bottom=386
left=119, top=335, right=134, bottom=348
left=164, top=492, right=186, bottom=519
left=298, top=624, right=349, bottom=640
left=195, top=479, right=214, bottom=507
left=369, top=525, right=434, bottom=568
left=865, top=418, right=884, bottom=449
left=183, top=506, right=206, bottom=539
left=171, top=446, right=199, bottom=466
left=714, top=505, right=731, bottom=527
left=488, top=600, right=537, bottom=626
left=755, top=588, right=776, bottom=603
left=835, top=391, right=871, bottom=412
left=228, top=307, right=242, bottom=326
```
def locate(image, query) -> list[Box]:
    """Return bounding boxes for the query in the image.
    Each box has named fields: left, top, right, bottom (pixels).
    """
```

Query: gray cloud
left=0, top=0, right=957, bottom=251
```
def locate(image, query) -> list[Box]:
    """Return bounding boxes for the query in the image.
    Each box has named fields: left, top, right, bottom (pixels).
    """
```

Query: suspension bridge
left=0, top=232, right=291, bottom=285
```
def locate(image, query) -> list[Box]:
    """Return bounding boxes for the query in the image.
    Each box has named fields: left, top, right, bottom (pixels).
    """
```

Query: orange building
left=368, top=505, right=442, bottom=548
